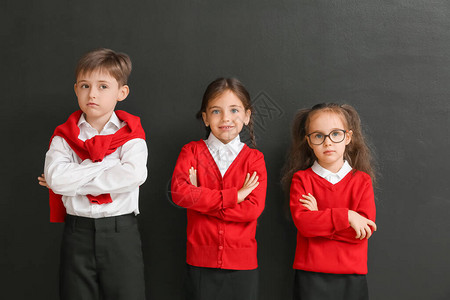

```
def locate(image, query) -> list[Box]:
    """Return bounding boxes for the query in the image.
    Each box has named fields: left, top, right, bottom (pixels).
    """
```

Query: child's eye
left=81, top=84, right=89, bottom=89
left=100, top=85, right=108, bottom=89
left=331, top=130, right=344, bottom=138
left=231, top=108, right=239, bottom=113
left=212, top=110, right=220, bottom=114
left=313, top=133, right=323, bottom=139
left=331, top=131, right=340, bottom=137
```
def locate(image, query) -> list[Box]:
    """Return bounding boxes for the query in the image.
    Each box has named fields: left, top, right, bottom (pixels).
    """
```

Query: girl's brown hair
left=75, top=48, right=132, bottom=86
left=196, top=77, right=256, bottom=147
left=281, top=103, right=376, bottom=193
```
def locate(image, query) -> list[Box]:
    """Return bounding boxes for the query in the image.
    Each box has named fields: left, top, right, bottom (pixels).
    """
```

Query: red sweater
left=171, top=140, right=267, bottom=270
left=290, top=168, right=376, bottom=274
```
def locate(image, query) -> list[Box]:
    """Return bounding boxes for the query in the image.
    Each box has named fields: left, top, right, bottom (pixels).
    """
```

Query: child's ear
left=244, top=109, right=251, bottom=125
left=202, top=112, right=209, bottom=127
left=74, top=83, right=78, bottom=96
left=117, top=85, right=130, bottom=102
left=345, top=130, right=353, bottom=145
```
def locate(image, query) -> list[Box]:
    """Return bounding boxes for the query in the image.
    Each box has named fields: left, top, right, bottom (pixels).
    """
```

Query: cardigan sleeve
left=290, top=172, right=350, bottom=238
left=170, top=143, right=238, bottom=213
left=202, top=151, right=267, bottom=223
left=327, top=179, right=376, bottom=243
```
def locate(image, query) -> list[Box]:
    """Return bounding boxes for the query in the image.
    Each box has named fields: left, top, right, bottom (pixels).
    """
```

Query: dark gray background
left=2, top=0, right=449, bottom=299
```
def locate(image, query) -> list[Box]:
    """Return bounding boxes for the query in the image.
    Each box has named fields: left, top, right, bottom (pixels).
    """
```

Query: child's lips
left=87, top=103, right=99, bottom=107
left=219, top=126, right=234, bottom=130
left=323, top=150, right=335, bottom=155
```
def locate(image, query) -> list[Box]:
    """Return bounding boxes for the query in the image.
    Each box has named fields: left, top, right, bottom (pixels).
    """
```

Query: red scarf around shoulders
left=48, top=110, right=146, bottom=223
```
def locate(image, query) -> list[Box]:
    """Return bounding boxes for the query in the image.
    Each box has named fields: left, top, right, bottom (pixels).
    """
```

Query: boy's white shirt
left=204, top=133, right=244, bottom=177
left=311, top=160, right=352, bottom=184
left=44, top=112, right=148, bottom=218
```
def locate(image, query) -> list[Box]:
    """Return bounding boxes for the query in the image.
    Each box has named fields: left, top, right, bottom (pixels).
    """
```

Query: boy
left=40, top=48, right=147, bottom=299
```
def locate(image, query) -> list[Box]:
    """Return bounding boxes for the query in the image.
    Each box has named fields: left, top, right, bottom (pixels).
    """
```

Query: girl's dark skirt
left=293, top=270, right=368, bottom=300
left=184, top=264, right=258, bottom=300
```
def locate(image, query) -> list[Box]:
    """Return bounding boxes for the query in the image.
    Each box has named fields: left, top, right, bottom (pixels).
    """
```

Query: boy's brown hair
left=75, top=48, right=132, bottom=86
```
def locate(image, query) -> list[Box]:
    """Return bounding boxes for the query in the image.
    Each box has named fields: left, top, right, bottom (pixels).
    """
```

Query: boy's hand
left=38, top=174, right=50, bottom=189
left=348, top=210, right=377, bottom=240
left=299, top=193, right=318, bottom=211
left=237, top=172, right=259, bottom=204
left=189, top=167, right=198, bottom=187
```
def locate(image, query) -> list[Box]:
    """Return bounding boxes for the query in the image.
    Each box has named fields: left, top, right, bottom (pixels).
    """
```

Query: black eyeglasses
left=306, top=129, right=348, bottom=145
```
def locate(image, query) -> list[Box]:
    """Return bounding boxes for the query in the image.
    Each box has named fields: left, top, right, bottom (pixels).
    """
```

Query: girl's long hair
left=196, top=77, right=256, bottom=147
left=281, top=103, right=376, bottom=194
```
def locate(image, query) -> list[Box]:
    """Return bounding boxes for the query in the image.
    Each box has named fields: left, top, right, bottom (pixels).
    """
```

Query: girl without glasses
left=171, top=78, right=267, bottom=300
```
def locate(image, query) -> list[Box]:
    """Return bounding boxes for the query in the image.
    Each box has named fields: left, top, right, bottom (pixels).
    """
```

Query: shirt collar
left=205, top=133, right=243, bottom=155
left=77, top=111, right=121, bottom=131
left=311, top=160, right=352, bottom=180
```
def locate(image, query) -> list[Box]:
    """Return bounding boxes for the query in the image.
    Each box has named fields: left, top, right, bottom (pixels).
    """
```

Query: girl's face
left=306, top=111, right=353, bottom=173
left=202, top=90, right=251, bottom=144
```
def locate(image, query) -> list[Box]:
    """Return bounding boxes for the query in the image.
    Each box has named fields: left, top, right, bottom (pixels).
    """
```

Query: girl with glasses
left=282, top=103, right=377, bottom=300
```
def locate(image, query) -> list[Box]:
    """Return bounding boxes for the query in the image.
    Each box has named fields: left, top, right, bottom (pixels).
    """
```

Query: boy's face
left=74, top=70, right=129, bottom=127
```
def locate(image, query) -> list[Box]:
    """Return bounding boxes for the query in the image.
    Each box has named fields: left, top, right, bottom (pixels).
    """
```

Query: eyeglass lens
left=309, top=130, right=345, bottom=145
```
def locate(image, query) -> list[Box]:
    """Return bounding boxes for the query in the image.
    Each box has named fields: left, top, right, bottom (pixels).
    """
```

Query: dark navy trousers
left=60, top=214, right=146, bottom=300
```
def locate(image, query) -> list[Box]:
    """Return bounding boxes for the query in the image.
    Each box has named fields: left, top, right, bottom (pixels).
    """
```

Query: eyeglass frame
left=306, top=129, right=349, bottom=145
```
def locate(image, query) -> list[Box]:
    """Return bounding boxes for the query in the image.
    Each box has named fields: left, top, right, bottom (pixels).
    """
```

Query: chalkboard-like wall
left=2, top=1, right=449, bottom=299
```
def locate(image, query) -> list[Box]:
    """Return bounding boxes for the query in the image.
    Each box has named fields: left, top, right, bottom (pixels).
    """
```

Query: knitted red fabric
left=290, top=168, right=376, bottom=274
left=171, top=140, right=267, bottom=270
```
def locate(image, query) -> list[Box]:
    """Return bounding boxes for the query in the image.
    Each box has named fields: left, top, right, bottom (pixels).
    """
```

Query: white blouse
left=311, top=160, right=352, bottom=184
left=204, top=133, right=244, bottom=177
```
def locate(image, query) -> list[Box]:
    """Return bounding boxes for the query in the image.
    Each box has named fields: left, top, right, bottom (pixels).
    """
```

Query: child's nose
left=88, top=88, right=97, bottom=99
left=324, top=136, right=333, bottom=145
left=222, top=111, right=231, bottom=121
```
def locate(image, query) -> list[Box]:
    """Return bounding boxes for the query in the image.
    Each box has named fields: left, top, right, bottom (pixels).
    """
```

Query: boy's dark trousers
left=60, top=214, right=146, bottom=300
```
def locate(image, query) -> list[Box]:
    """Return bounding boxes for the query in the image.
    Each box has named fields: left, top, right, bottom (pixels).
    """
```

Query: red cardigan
left=171, top=140, right=267, bottom=270
left=290, top=168, right=376, bottom=274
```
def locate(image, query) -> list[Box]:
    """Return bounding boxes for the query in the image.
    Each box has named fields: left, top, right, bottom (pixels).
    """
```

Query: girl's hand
left=189, top=167, right=198, bottom=187
left=348, top=210, right=377, bottom=240
left=38, top=174, right=50, bottom=189
left=299, top=193, right=318, bottom=211
left=237, top=172, right=259, bottom=203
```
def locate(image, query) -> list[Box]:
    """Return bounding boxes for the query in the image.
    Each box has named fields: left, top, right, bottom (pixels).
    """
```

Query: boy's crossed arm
left=44, top=136, right=118, bottom=196
left=43, top=137, right=147, bottom=196
left=76, top=139, right=147, bottom=195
